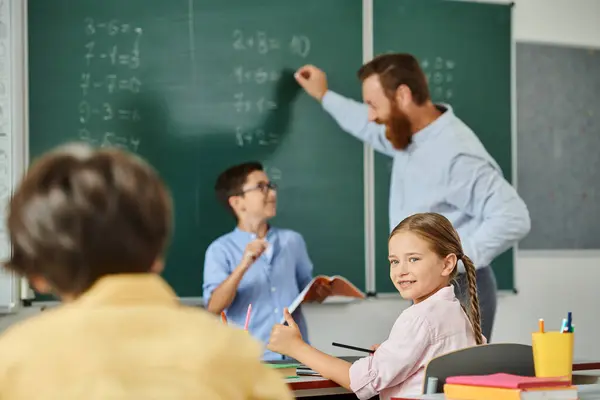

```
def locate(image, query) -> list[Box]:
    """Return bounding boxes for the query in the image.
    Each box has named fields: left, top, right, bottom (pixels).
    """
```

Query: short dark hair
left=357, top=53, right=430, bottom=105
left=215, top=162, right=263, bottom=216
left=4, top=143, right=172, bottom=296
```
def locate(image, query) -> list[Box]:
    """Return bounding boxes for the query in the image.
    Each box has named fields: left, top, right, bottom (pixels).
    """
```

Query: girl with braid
left=267, top=212, right=485, bottom=400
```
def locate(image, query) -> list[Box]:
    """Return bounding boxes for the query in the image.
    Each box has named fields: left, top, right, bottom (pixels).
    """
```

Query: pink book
left=445, top=373, right=571, bottom=389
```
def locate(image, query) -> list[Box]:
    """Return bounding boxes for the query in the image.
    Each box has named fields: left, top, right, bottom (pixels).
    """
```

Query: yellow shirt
left=0, top=274, right=293, bottom=400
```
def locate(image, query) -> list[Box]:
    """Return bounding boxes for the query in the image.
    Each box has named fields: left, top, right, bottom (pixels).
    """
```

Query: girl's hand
left=267, top=308, right=304, bottom=356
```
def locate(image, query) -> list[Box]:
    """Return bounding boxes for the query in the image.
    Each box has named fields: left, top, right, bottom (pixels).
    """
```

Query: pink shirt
left=349, top=286, right=483, bottom=400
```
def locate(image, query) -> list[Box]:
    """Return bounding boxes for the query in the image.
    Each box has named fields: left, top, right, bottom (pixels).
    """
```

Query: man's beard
left=380, top=107, right=413, bottom=150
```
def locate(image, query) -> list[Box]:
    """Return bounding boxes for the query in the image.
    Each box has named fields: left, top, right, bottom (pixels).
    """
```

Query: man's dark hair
left=4, top=143, right=172, bottom=296
left=357, top=53, right=430, bottom=105
left=215, top=161, right=263, bottom=216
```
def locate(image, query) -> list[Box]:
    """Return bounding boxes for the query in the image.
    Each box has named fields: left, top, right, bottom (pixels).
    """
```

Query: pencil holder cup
left=531, top=331, right=574, bottom=381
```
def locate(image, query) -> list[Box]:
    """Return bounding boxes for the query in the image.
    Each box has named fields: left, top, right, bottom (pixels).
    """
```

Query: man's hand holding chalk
left=294, top=65, right=329, bottom=102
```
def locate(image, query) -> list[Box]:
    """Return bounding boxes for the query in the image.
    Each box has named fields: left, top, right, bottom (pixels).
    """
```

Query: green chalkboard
left=373, top=0, right=514, bottom=293
left=28, top=0, right=365, bottom=298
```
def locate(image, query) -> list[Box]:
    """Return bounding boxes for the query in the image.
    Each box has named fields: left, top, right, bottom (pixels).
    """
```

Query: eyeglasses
left=237, top=181, right=278, bottom=195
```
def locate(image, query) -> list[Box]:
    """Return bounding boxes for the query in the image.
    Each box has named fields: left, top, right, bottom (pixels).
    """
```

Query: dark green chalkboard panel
left=373, top=0, right=514, bottom=293
left=28, top=0, right=365, bottom=298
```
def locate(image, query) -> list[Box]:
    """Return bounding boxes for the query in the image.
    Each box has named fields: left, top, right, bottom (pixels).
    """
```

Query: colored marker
left=221, top=311, right=227, bottom=324
left=567, top=312, right=572, bottom=332
left=560, top=318, right=567, bottom=333
left=244, top=304, right=252, bottom=331
left=538, top=318, right=544, bottom=333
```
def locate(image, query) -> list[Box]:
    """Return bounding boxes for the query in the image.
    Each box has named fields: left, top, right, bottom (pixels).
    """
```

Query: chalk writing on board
left=78, top=128, right=96, bottom=144
left=85, top=18, right=135, bottom=36
left=78, top=18, right=142, bottom=153
left=231, top=30, right=312, bottom=147
left=118, top=76, right=142, bottom=92
left=117, top=108, right=141, bottom=121
left=233, top=66, right=280, bottom=84
left=77, top=129, right=140, bottom=153
left=81, top=74, right=141, bottom=95
left=80, top=73, right=90, bottom=96
left=78, top=101, right=115, bottom=123
left=83, top=41, right=141, bottom=69
left=84, top=41, right=95, bottom=66
left=289, top=35, right=311, bottom=58
left=421, top=57, right=455, bottom=102
left=235, top=127, right=278, bottom=147
left=233, top=92, right=277, bottom=114
left=264, top=166, right=282, bottom=181
left=233, top=30, right=280, bottom=54
left=102, top=132, right=141, bottom=152
left=231, top=29, right=311, bottom=58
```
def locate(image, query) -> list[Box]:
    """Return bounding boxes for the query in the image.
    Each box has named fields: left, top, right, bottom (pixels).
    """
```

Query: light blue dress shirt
left=322, top=90, right=531, bottom=272
left=203, top=227, right=313, bottom=360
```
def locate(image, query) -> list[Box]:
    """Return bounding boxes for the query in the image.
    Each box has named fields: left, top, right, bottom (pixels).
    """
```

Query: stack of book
left=443, top=373, right=576, bottom=399
left=296, top=366, right=321, bottom=376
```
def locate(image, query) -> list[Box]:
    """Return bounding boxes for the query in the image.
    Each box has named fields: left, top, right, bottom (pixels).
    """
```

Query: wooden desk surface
left=286, top=359, right=600, bottom=398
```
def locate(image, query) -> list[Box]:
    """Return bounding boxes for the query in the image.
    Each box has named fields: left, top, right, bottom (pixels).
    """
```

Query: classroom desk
left=286, top=359, right=600, bottom=398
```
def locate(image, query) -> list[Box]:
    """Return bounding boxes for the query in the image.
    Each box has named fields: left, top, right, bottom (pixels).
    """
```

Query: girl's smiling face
left=388, top=231, right=457, bottom=303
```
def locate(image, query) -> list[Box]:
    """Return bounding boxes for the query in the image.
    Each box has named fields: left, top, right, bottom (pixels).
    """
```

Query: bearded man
left=294, top=53, right=531, bottom=341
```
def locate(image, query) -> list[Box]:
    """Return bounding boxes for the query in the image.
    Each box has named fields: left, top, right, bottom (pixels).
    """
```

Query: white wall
left=475, top=0, right=600, bottom=47
left=2, top=0, right=599, bottom=362
left=302, top=0, right=600, bottom=361
left=512, top=0, right=600, bottom=47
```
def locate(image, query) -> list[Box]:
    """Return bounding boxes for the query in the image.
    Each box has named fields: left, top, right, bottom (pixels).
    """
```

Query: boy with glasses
left=203, top=161, right=329, bottom=360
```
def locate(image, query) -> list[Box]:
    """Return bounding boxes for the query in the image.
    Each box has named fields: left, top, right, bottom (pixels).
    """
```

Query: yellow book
left=444, top=383, right=578, bottom=400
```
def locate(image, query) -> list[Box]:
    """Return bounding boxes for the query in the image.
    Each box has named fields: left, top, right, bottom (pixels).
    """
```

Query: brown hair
left=4, top=143, right=172, bottom=296
left=214, top=161, right=263, bottom=217
left=390, top=212, right=484, bottom=345
left=358, top=53, right=430, bottom=105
